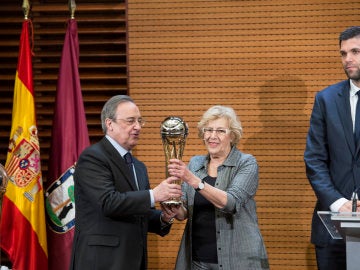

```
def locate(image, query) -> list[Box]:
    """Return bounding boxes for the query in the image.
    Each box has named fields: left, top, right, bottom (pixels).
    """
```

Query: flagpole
left=22, top=0, right=30, bottom=19
left=69, top=0, right=76, bottom=19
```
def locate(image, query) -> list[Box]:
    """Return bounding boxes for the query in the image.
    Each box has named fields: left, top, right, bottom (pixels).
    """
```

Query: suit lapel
left=133, top=160, right=148, bottom=190
left=101, top=137, right=138, bottom=191
left=336, top=82, right=356, bottom=156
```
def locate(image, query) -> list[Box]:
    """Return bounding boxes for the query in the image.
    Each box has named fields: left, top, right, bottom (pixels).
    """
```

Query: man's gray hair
left=101, top=95, right=134, bottom=133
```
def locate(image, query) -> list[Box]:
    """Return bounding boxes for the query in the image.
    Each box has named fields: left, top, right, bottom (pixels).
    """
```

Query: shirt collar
left=105, top=135, right=128, bottom=157
left=350, top=80, right=360, bottom=97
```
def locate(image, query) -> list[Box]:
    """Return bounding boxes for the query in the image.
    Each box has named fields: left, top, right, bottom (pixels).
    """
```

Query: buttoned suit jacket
left=304, top=79, right=360, bottom=246
left=69, top=137, right=170, bottom=270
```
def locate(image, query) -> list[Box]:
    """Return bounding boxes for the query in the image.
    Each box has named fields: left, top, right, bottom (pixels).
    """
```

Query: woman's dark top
left=192, top=175, right=218, bottom=263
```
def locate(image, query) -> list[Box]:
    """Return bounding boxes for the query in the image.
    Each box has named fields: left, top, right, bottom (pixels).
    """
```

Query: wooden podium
left=318, top=211, right=360, bottom=270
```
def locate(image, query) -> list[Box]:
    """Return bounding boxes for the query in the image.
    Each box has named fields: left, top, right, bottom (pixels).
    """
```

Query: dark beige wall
left=127, top=1, right=360, bottom=269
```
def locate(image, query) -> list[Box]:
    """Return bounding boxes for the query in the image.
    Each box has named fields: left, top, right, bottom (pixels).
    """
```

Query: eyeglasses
left=202, top=127, right=230, bottom=136
left=115, top=117, right=146, bottom=127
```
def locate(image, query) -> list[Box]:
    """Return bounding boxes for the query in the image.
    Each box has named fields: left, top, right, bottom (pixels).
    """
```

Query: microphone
left=352, top=188, right=358, bottom=215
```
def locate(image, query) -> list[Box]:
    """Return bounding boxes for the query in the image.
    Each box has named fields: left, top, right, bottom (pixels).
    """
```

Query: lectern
left=318, top=211, right=360, bottom=270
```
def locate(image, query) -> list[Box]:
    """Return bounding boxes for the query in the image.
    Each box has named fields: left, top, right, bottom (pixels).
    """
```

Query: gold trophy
left=160, top=116, right=188, bottom=205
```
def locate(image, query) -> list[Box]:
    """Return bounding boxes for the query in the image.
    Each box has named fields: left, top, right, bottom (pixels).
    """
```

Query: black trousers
left=315, top=239, right=346, bottom=270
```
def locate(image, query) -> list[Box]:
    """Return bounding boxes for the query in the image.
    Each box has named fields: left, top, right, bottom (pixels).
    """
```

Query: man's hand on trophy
left=160, top=203, right=178, bottom=223
left=160, top=201, right=187, bottom=222
left=153, top=177, right=182, bottom=203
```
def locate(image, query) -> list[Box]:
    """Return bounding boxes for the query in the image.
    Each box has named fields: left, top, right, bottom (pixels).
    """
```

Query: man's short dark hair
left=339, top=26, right=360, bottom=46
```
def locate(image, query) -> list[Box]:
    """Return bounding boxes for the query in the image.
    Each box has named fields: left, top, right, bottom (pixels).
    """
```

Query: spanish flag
left=0, top=19, right=48, bottom=270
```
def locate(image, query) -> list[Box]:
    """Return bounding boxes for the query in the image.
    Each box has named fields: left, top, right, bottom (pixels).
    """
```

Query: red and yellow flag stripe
left=1, top=19, right=48, bottom=270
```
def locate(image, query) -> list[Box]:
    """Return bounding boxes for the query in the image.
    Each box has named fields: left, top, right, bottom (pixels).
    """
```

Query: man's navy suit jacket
left=305, top=79, right=360, bottom=246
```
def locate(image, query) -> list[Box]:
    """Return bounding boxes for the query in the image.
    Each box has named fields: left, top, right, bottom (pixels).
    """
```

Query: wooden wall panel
left=128, top=0, right=360, bottom=269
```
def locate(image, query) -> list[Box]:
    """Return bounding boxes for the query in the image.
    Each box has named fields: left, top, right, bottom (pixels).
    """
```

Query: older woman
left=165, top=105, right=269, bottom=270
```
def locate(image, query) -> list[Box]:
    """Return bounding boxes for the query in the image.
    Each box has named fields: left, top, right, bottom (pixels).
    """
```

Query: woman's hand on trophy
left=168, top=158, right=187, bottom=178
left=168, top=159, right=198, bottom=187
left=153, top=176, right=182, bottom=203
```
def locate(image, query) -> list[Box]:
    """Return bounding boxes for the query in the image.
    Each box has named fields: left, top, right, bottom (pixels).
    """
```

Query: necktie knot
left=124, top=152, right=133, bottom=165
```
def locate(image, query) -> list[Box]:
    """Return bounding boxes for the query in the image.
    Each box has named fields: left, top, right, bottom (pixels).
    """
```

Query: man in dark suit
left=304, top=26, right=360, bottom=270
left=69, top=95, right=181, bottom=270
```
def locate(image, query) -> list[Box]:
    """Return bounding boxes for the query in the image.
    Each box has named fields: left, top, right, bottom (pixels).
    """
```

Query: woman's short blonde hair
left=197, top=105, right=243, bottom=146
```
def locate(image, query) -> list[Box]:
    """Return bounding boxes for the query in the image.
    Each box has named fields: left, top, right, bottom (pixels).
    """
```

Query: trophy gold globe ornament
left=160, top=116, right=188, bottom=205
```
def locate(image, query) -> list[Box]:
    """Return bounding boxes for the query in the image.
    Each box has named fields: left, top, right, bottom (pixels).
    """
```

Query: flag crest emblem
left=7, top=125, right=41, bottom=189
left=45, top=165, right=76, bottom=233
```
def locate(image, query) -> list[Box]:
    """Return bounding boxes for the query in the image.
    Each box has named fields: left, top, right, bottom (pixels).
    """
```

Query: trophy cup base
left=161, top=200, right=182, bottom=206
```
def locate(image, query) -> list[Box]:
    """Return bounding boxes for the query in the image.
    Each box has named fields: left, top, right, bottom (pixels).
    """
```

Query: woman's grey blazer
left=175, top=146, right=269, bottom=270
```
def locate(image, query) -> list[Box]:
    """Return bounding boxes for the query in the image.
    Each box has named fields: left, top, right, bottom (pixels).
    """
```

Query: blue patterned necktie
left=124, top=152, right=139, bottom=190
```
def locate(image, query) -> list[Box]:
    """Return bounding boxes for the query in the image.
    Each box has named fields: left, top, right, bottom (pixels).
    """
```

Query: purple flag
left=45, top=19, right=90, bottom=270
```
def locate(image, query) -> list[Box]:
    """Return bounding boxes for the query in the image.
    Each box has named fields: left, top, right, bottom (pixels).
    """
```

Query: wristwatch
left=160, top=214, right=174, bottom=226
left=195, top=179, right=205, bottom=191
left=167, top=217, right=175, bottom=224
